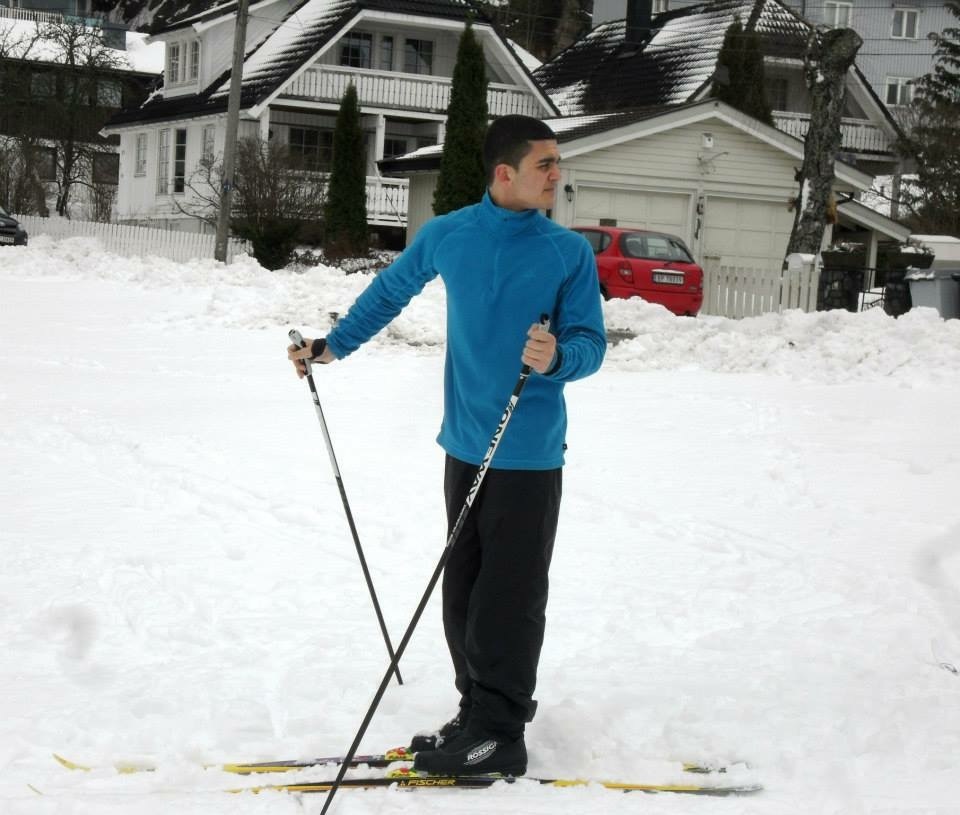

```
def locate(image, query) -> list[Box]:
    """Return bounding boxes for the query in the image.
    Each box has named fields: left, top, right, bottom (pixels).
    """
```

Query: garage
left=700, top=196, right=796, bottom=271
left=572, top=186, right=693, bottom=238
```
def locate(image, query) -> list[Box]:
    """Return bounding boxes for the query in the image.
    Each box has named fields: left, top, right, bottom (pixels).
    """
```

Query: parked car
left=573, top=226, right=703, bottom=316
left=0, top=205, right=28, bottom=246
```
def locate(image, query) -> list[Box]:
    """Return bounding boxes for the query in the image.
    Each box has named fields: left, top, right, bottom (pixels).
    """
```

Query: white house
left=102, top=0, right=555, bottom=234
left=382, top=100, right=910, bottom=312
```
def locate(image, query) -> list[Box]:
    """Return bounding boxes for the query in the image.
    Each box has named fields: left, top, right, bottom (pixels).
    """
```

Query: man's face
left=496, top=139, right=562, bottom=211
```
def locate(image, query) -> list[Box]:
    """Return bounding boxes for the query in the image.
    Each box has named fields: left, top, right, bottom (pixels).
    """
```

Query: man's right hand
left=288, top=339, right=337, bottom=378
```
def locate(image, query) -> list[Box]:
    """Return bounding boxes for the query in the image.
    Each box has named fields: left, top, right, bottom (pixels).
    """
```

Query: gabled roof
left=108, top=0, right=550, bottom=128
left=533, top=0, right=811, bottom=115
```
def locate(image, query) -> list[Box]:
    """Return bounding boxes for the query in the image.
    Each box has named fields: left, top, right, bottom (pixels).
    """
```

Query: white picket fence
left=701, top=257, right=820, bottom=318
left=14, top=215, right=252, bottom=264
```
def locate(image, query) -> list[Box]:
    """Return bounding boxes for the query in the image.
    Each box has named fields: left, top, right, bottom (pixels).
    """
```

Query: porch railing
left=772, top=111, right=894, bottom=155
left=367, top=175, right=408, bottom=226
left=282, top=65, right=545, bottom=118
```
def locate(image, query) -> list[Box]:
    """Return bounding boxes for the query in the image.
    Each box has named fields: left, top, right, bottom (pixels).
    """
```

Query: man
left=288, top=115, right=606, bottom=775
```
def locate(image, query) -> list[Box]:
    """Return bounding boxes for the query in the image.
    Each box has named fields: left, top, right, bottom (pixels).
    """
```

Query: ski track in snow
left=1, top=239, right=959, bottom=814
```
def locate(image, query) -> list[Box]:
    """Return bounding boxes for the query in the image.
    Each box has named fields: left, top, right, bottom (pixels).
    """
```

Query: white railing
left=283, top=65, right=544, bottom=117
left=14, top=215, right=251, bottom=264
left=701, top=256, right=820, bottom=318
left=773, top=111, right=894, bottom=154
left=367, top=176, right=408, bottom=225
left=0, top=6, right=66, bottom=24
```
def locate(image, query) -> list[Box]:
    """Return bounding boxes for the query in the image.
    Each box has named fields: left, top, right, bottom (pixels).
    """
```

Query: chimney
left=625, top=0, right=652, bottom=48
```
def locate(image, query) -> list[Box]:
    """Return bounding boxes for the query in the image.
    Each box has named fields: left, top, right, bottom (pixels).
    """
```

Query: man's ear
left=493, top=163, right=514, bottom=185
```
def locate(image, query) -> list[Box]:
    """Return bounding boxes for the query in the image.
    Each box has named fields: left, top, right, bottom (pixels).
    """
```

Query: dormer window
left=168, top=43, right=181, bottom=83
left=189, top=41, right=201, bottom=81
left=166, top=39, right=201, bottom=86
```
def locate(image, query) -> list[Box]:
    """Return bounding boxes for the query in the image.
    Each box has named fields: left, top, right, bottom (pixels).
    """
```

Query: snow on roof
left=534, top=0, right=810, bottom=115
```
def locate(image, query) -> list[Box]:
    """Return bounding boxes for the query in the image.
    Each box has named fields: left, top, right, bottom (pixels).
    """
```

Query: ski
left=53, top=747, right=415, bottom=775
left=235, top=767, right=762, bottom=796
left=54, top=750, right=733, bottom=777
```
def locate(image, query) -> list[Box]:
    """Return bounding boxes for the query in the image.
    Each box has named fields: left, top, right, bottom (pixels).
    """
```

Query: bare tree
left=175, top=137, right=327, bottom=269
left=785, top=27, right=862, bottom=256
left=2, top=19, right=129, bottom=217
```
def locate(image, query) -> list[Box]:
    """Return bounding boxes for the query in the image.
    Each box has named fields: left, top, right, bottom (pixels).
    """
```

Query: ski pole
left=319, top=315, right=550, bottom=815
left=289, top=329, right=402, bottom=687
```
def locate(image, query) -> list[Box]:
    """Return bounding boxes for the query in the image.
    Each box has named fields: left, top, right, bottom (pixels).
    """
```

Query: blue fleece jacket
left=326, top=191, right=606, bottom=469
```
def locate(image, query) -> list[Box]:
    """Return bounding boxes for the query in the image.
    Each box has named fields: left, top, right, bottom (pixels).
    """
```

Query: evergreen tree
left=712, top=17, right=773, bottom=126
left=433, top=20, right=488, bottom=215
left=899, top=0, right=960, bottom=236
left=324, top=83, right=368, bottom=260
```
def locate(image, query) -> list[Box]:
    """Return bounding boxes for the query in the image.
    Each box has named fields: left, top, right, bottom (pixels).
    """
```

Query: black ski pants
left=441, top=454, right=562, bottom=740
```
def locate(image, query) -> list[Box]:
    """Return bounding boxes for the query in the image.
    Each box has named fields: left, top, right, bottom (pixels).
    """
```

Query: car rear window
left=621, top=233, right=694, bottom=263
left=576, top=229, right=612, bottom=255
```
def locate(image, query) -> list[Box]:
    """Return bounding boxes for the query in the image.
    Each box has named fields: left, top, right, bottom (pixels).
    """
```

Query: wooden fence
left=702, top=256, right=820, bottom=318
left=14, top=216, right=252, bottom=264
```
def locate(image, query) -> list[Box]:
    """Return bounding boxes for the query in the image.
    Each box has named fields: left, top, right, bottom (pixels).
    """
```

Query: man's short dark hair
left=482, top=115, right=557, bottom=183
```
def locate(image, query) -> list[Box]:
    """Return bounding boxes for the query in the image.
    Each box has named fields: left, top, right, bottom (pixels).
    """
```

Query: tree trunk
left=785, top=28, right=862, bottom=256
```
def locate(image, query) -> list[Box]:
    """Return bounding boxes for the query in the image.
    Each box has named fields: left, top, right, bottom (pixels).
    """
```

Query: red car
left=572, top=226, right=704, bottom=316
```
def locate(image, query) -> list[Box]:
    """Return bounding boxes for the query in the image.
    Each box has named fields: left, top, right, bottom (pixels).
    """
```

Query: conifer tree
left=898, top=0, right=960, bottom=236
left=433, top=19, right=488, bottom=215
left=712, top=17, right=773, bottom=126
left=324, top=83, right=368, bottom=259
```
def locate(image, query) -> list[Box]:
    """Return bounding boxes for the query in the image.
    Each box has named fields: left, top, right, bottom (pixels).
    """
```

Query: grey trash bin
left=904, top=267, right=960, bottom=319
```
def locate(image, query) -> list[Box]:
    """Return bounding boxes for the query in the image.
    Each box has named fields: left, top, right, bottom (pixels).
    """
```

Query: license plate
left=652, top=270, right=683, bottom=285
left=0, top=235, right=13, bottom=244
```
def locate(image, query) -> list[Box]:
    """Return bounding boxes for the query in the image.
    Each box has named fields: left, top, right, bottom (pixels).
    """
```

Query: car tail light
left=618, top=262, right=634, bottom=283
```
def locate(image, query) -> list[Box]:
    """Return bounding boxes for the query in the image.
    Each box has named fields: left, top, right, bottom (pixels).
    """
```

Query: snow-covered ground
left=1, top=236, right=959, bottom=815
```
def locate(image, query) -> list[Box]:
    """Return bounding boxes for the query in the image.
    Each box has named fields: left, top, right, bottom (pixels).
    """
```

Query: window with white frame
left=288, top=126, right=334, bottom=170
left=404, top=39, right=433, bottom=75
left=135, top=132, right=148, bottom=176
left=891, top=8, right=919, bottom=39
left=188, top=41, right=201, bottom=81
left=340, top=32, right=373, bottom=68
left=652, top=0, right=668, bottom=13
left=202, top=124, right=216, bottom=161
left=173, top=128, right=187, bottom=194
left=166, top=39, right=201, bottom=85
left=167, top=42, right=181, bottom=84
left=885, top=76, right=914, bottom=106
left=824, top=1, right=852, bottom=28
left=156, top=128, right=170, bottom=194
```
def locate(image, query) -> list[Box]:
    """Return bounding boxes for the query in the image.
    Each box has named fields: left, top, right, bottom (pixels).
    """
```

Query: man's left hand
left=522, top=323, right=557, bottom=374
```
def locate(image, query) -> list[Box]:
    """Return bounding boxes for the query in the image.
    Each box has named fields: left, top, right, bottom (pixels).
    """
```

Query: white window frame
left=652, top=0, right=668, bottom=13
left=173, top=128, right=187, bottom=195
left=891, top=8, right=919, bottom=39
left=135, top=132, right=148, bottom=176
left=156, top=128, right=170, bottom=195
left=167, top=42, right=181, bottom=84
left=167, top=39, right=201, bottom=86
left=188, top=41, right=201, bottom=81
left=403, top=38, right=434, bottom=75
left=885, top=76, right=914, bottom=106
left=824, top=1, right=852, bottom=28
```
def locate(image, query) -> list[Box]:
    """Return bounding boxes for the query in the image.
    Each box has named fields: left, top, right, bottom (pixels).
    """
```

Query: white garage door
left=573, top=187, right=692, bottom=239
left=701, top=197, right=795, bottom=271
